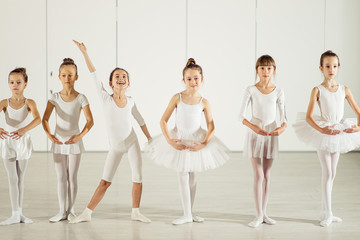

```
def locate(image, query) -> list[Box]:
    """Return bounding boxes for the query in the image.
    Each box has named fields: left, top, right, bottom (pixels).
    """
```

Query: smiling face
left=319, top=56, right=339, bottom=80
left=109, top=69, right=129, bottom=90
left=59, top=65, right=78, bottom=88
left=257, top=65, right=275, bottom=81
left=8, top=73, right=27, bottom=94
left=183, top=69, right=203, bottom=91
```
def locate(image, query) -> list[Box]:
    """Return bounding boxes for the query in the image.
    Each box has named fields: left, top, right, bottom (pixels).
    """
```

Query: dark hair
left=320, top=50, right=340, bottom=67
left=109, top=68, right=130, bottom=83
left=255, top=55, right=276, bottom=71
left=182, top=58, right=203, bottom=77
left=9, top=67, right=28, bottom=83
left=59, top=58, right=78, bottom=75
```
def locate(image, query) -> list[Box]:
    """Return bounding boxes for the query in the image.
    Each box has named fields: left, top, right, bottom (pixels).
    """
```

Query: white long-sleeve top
left=239, top=85, right=287, bottom=126
left=90, top=71, right=145, bottom=148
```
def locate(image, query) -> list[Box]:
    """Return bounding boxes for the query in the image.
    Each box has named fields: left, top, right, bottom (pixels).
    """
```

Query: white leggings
left=317, top=149, right=340, bottom=216
left=3, top=158, right=29, bottom=212
left=53, top=153, right=81, bottom=214
left=177, top=172, right=197, bottom=218
left=102, top=140, right=142, bottom=183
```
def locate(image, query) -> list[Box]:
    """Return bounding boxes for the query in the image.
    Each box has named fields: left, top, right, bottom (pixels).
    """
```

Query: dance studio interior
left=0, top=0, right=359, bottom=239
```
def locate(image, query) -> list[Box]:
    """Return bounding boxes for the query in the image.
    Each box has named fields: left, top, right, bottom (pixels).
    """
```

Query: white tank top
left=317, top=84, right=345, bottom=124
left=4, top=99, right=31, bottom=132
left=176, top=93, right=203, bottom=132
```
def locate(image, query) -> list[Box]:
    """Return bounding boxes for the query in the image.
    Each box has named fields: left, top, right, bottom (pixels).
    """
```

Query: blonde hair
left=182, top=58, right=203, bottom=77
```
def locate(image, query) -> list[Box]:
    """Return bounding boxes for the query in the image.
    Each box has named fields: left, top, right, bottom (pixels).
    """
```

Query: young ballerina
left=146, top=58, right=229, bottom=225
left=293, top=50, right=360, bottom=227
left=42, top=58, right=94, bottom=222
left=70, top=40, right=151, bottom=224
left=239, top=55, right=287, bottom=228
left=0, top=68, right=41, bottom=225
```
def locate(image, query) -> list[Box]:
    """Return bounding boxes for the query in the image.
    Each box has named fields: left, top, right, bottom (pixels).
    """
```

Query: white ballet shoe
left=248, top=217, right=263, bottom=228
left=0, top=213, right=21, bottom=226
left=263, top=216, right=276, bottom=225
left=49, top=212, right=67, bottom=223
left=67, top=212, right=77, bottom=221
left=172, top=216, right=193, bottom=225
left=20, top=215, right=33, bottom=224
left=131, top=209, right=151, bottom=223
left=320, top=216, right=333, bottom=227
left=69, top=208, right=92, bottom=224
left=192, top=215, right=204, bottom=223
left=332, top=216, right=342, bottom=223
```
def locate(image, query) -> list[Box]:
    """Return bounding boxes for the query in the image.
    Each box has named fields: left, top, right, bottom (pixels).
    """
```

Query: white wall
left=0, top=0, right=359, bottom=151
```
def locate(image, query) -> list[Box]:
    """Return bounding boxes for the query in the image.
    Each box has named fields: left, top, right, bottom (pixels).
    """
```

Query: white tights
left=177, top=172, right=197, bottom=218
left=3, top=158, right=28, bottom=212
left=53, top=153, right=81, bottom=215
left=317, top=149, right=340, bottom=219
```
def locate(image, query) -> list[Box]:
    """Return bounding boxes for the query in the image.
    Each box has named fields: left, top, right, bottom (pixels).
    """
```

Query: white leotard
left=0, top=99, right=32, bottom=160
left=48, top=92, right=89, bottom=154
left=239, top=85, right=286, bottom=126
left=90, top=71, right=145, bottom=149
left=317, top=85, right=345, bottom=124
left=239, top=85, right=287, bottom=159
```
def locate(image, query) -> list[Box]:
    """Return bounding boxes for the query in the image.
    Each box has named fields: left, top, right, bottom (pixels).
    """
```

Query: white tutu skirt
left=145, top=127, right=229, bottom=172
left=293, top=113, right=360, bottom=153
left=243, top=118, right=278, bottom=160
left=51, top=134, right=84, bottom=155
left=0, top=133, right=32, bottom=160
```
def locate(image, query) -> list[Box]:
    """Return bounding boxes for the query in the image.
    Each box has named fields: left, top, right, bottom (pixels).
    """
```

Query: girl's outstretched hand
left=188, top=142, right=206, bottom=152
left=321, top=126, right=340, bottom=135
left=10, top=128, right=27, bottom=140
left=0, top=128, right=9, bottom=139
left=343, top=125, right=360, bottom=133
left=269, top=126, right=285, bottom=136
left=49, top=134, right=63, bottom=145
left=73, top=40, right=87, bottom=53
left=251, top=124, right=269, bottom=136
left=65, top=135, right=82, bottom=145
left=168, top=139, right=187, bottom=151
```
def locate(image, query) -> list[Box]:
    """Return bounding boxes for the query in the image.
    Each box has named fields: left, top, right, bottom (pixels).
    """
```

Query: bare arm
left=188, top=98, right=214, bottom=151
left=306, top=87, right=339, bottom=135
left=0, top=100, right=10, bottom=139
left=160, top=94, right=186, bottom=150
left=64, top=105, right=94, bottom=144
left=10, top=99, right=41, bottom=139
left=42, top=101, right=63, bottom=144
left=344, top=86, right=360, bottom=133
left=73, top=40, right=96, bottom=73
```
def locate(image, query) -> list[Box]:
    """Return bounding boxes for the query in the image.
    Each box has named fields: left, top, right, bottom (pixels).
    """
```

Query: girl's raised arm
left=73, top=40, right=96, bottom=73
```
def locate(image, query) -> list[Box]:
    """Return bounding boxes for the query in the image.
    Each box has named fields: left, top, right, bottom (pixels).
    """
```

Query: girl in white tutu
left=147, top=58, right=229, bottom=225
left=42, top=58, right=94, bottom=222
left=293, top=50, right=360, bottom=227
left=0, top=68, right=41, bottom=225
left=239, top=55, right=287, bottom=228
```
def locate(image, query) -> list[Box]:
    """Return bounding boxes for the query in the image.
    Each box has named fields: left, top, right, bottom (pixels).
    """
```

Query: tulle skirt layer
left=0, top=133, right=32, bottom=160
left=243, top=118, right=278, bottom=160
left=145, top=127, right=229, bottom=172
left=293, top=113, right=360, bottom=153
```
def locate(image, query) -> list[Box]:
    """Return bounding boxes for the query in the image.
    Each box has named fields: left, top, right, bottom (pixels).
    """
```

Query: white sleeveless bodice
left=4, top=99, right=30, bottom=132
left=317, top=84, right=345, bottom=124
left=175, top=93, right=203, bottom=132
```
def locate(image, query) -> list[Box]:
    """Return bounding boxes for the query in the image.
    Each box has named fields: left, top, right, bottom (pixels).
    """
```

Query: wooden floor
left=0, top=152, right=359, bottom=240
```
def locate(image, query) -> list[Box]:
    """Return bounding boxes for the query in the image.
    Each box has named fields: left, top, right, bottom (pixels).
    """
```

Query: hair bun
left=63, top=58, right=75, bottom=63
left=15, top=67, right=27, bottom=73
left=186, top=58, right=196, bottom=67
